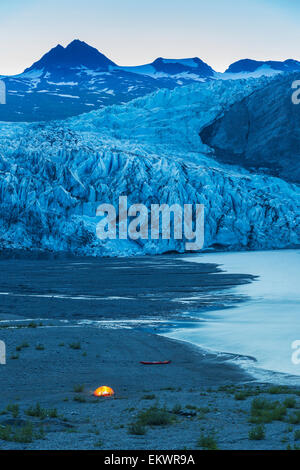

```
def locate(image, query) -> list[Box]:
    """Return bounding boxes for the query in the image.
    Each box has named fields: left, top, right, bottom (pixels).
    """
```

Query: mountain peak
left=150, top=57, right=215, bottom=77
left=67, top=39, right=86, bottom=47
left=65, top=39, right=95, bottom=52
left=226, top=58, right=300, bottom=74
left=24, top=40, right=116, bottom=73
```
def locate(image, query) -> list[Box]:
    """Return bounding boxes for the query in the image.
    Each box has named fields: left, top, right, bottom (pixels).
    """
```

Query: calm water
left=163, top=250, right=300, bottom=384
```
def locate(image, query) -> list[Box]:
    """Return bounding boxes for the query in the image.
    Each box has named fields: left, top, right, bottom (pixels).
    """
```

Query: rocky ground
left=0, top=323, right=299, bottom=450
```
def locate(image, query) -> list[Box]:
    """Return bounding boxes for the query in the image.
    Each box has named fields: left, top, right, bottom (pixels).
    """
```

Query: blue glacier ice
left=0, top=75, right=299, bottom=256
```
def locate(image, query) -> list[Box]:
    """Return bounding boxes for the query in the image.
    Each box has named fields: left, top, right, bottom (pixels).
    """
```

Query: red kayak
left=140, top=360, right=171, bottom=365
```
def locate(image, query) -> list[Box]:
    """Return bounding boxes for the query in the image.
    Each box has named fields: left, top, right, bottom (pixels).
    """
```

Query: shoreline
left=177, top=249, right=300, bottom=381
left=159, top=330, right=300, bottom=388
left=0, top=323, right=299, bottom=450
left=0, top=254, right=299, bottom=449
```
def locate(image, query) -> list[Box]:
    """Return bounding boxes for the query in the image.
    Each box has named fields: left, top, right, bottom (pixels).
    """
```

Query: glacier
left=0, top=75, right=299, bottom=256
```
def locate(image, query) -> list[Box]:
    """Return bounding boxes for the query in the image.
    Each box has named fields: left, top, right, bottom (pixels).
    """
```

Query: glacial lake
left=162, top=250, right=300, bottom=385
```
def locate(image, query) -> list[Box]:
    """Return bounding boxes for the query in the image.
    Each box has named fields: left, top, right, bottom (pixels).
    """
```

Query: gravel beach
left=0, top=254, right=299, bottom=450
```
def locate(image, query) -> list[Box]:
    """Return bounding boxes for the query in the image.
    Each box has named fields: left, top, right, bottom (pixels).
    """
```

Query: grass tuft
left=288, top=410, right=300, bottom=425
left=142, top=394, right=156, bottom=400
left=73, top=384, right=85, bottom=393
left=6, top=404, right=19, bottom=418
left=283, top=397, right=296, bottom=408
left=197, top=433, right=218, bottom=450
left=25, top=403, right=58, bottom=419
left=0, top=423, right=38, bottom=443
left=73, top=396, right=86, bottom=403
left=172, top=404, right=182, bottom=414
left=69, top=342, right=81, bottom=350
left=249, top=398, right=286, bottom=424
left=249, top=425, right=265, bottom=440
left=16, top=342, right=29, bottom=352
left=94, top=439, right=103, bottom=447
left=294, top=430, right=300, bottom=441
left=128, top=422, right=147, bottom=435
left=136, top=406, right=174, bottom=426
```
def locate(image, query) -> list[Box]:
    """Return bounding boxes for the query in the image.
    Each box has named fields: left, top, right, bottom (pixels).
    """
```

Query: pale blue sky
left=1, top=0, right=300, bottom=75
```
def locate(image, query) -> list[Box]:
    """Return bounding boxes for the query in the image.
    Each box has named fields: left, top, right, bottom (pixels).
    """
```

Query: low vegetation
left=249, top=425, right=265, bottom=440
left=249, top=398, right=287, bottom=424
left=16, top=342, right=29, bottom=352
left=10, top=353, right=19, bottom=360
left=172, top=404, right=182, bottom=414
left=128, top=422, right=147, bottom=435
left=6, top=404, right=19, bottom=418
left=69, top=342, right=81, bottom=350
left=73, top=384, right=85, bottom=393
left=73, top=396, right=86, bottom=403
left=197, top=433, right=218, bottom=450
left=142, top=394, right=156, bottom=400
left=294, top=430, right=300, bottom=441
left=94, top=439, right=103, bottom=448
left=0, top=422, right=44, bottom=443
left=25, top=403, right=58, bottom=419
left=283, top=397, right=296, bottom=408
left=288, top=410, right=300, bottom=425
left=137, top=406, right=175, bottom=427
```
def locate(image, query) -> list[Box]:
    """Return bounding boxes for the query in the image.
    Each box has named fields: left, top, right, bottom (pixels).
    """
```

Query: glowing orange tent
left=93, top=386, right=114, bottom=397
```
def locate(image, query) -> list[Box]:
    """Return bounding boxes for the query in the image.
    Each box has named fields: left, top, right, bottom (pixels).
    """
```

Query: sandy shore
left=0, top=323, right=299, bottom=450
left=0, top=254, right=299, bottom=450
